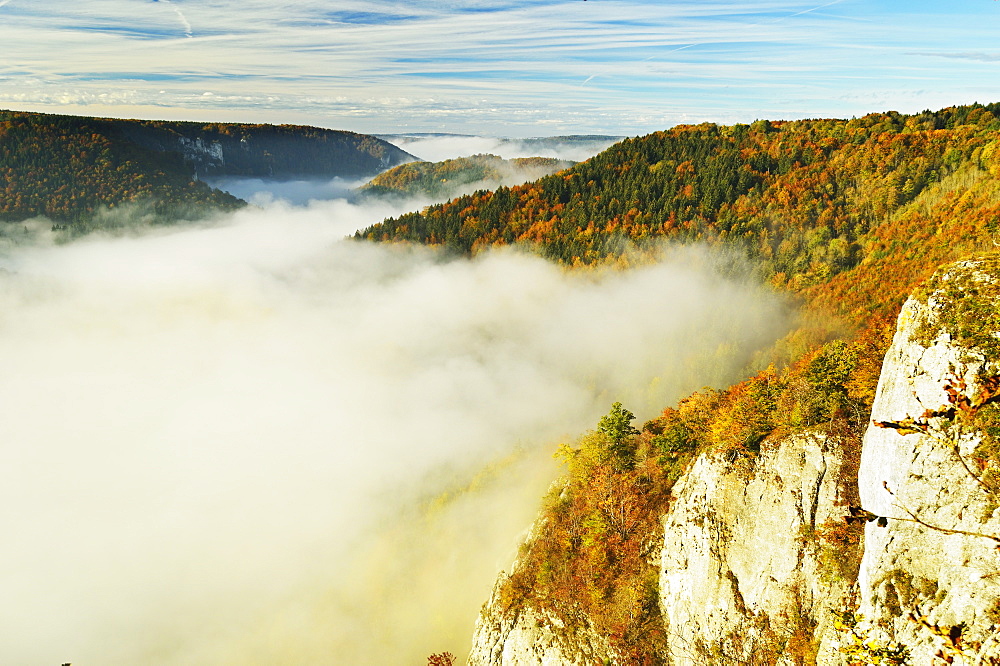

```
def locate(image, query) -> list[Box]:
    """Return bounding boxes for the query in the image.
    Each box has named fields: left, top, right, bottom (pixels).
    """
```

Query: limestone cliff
left=118, top=120, right=414, bottom=179
left=468, top=501, right=621, bottom=665
left=469, top=431, right=861, bottom=665
left=470, top=256, right=1000, bottom=665
left=857, top=256, right=1000, bottom=663
left=660, top=434, right=857, bottom=664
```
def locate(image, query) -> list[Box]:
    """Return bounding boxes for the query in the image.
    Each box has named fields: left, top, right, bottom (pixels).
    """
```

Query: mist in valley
left=202, top=134, right=620, bottom=208
left=201, top=176, right=370, bottom=208
left=378, top=134, right=622, bottom=165
left=0, top=183, right=792, bottom=664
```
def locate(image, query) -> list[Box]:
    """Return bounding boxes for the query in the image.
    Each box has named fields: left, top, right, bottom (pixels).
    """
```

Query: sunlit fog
left=0, top=172, right=790, bottom=664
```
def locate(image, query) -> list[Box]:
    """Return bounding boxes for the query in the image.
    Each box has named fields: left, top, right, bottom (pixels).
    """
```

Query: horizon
left=0, top=0, right=997, bottom=137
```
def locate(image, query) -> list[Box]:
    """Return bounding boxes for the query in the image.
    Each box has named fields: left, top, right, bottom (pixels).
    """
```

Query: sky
left=0, top=0, right=998, bottom=136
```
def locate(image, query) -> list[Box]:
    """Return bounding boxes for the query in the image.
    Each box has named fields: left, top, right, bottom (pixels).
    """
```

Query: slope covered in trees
left=119, top=117, right=412, bottom=178
left=360, top=154, right=573, bottom=200
left=0, top=109, right=413, bottom=224
left=0, top=110, right=241, bottom=223
left=360, top=103, right=1000, bottom=325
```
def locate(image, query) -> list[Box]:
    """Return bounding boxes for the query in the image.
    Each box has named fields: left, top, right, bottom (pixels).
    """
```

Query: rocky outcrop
left=177, top=135, right=226, bottom=173
left=470, top=432, right=861, bottom=666
left=660, top=434, right=857, bottom=665
left=857, top=257, right=1000, bottom=663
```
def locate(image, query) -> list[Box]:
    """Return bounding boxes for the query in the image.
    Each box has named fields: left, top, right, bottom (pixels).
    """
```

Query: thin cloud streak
left=913, top=51, right=1000, bottom=63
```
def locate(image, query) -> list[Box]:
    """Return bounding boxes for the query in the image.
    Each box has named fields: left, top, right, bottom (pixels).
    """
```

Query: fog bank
left=378, top=134, right=622, bottom=164
left=201, top=175, right=369, bottom=207
left=0, top=200, right=790, bottom=664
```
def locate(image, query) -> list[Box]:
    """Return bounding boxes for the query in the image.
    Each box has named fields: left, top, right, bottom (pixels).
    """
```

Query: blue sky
left=0, top=0, right=997, bottom=136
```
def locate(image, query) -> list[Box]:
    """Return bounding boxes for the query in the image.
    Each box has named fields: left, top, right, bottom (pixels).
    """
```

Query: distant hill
left=360, top=154, right=574, bottom=200
left=121, top=118, right=413, bottom=179
left=0, top=110, right=414, bottom=224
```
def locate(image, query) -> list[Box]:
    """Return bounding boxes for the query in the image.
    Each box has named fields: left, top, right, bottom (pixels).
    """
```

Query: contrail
left=0, top=0, right=14, bottom=9
left=648, top=0, right=847, bottom=60
left=160, top=0, right=193, bottom=38
left=786, top=0, right=847, bottom=19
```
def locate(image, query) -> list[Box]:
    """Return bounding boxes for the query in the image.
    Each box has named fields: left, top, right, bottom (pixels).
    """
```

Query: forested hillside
left=360, top=104, right=1000, bottom=325
left=119, top=118, right=411, bottom=178
left=0, top=110, right=412, bottom=224
left=360, top=154, right=573, bottom=199
left=0, top=111, right=241, bottom=223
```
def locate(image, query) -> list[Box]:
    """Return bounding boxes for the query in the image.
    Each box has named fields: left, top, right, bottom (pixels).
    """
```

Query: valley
left=4, top=102, right=1000, bottom=664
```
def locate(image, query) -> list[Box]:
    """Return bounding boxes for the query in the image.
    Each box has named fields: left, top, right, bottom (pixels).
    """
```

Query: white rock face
left=469, top=433, right=857, bottom=666
left=857, top=259, right=1000, bottom=664
left=178, top=136, right=225, bottom=169
left=660, top=435, right=855, bottom=665
left=468, top=573, right=616, bottom=666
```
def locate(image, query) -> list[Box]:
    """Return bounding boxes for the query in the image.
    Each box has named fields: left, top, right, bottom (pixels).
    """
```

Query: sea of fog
left=0, top=138, right=792, bottom=664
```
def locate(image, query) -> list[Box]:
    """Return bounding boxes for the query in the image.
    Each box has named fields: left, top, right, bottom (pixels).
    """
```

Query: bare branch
left=884, top=482, right=1000, bottom=545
